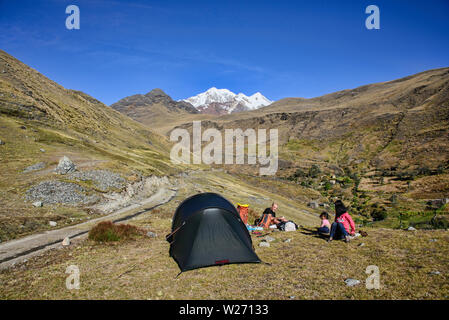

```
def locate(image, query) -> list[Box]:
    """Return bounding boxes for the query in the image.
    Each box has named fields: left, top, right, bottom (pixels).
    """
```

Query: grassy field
left=1, top=210, right=447, bottom=299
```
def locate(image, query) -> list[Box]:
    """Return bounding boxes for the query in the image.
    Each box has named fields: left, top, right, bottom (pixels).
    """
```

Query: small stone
left=264, top=236, right=275, bottom=242
left=289, top=295, right=295, bottom=299
left=429, top=239, right=437, bottom=242
left=429, top=271, right=441, bottom=275
left=62, top=237, right=70, bottom=246
left=49, top=221, right=57, bottom=227
left=259, top=241, right=270, bottom=247
left=344, top=278, right=361, bottom=287
left=32, top=201, right=43, bottom=207
left=308, top=201, right=319, bottom=209
left=146, top=231, right=157, bottom=238
left=284, top=238, right=292, bottom=243
left=407, top=226, right=417, bottom=231
left=40, top=148, right=46, bottom=153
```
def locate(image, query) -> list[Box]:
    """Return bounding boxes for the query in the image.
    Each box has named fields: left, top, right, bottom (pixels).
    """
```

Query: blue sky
left=1, top=0, right=448, bottom=105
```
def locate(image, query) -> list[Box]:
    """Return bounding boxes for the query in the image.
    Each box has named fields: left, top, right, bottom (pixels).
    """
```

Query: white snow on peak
left=181, top=87, right=272, bottom=113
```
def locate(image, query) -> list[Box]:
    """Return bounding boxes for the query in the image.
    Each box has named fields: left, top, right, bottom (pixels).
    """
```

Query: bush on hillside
left=88, top=221, right=144, bottom=242
left=370, top=204, right=388, bottom=221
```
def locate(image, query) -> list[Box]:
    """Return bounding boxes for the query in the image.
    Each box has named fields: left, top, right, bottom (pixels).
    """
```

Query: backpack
left=236, top=203, right=249, bottom=225
left=257, top=213, right=273, bottom=229
left=277, top=220, right=298, bottom=231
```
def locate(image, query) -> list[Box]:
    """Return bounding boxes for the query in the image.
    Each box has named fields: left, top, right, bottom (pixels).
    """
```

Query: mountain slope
left=110, top=88, right=201, bottom=131
left=168, top=68, right=449, bottom=223
left=0, top=50, right=179, bottom=174
left=0, top=50, right=187, bottom=241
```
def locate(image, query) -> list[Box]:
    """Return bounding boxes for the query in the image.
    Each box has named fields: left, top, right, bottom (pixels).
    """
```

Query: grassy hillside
left=157, top=68, right=449, bottom=229
left=0, top=50, right=187, bottom=241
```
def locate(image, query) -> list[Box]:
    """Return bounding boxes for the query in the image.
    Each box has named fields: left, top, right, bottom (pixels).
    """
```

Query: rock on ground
left=32, top=201, right=43, bottom=207
left=344, top=279, right=361, bottom=286
left=26, top=180, right=99, bottom=205
left=62, top=237, right=70, bottom=246
left=55, top=156, right=76, bottom=174
left=69, top=170, right=125, bottom=192
left=49, top=221, right=57, bottom=227
left=307, top=201, right=319, bottom=209
left=146, top=231, right=157, bottom=238
left=259, top=241, right=270, bottom=247
left=23, top=162, right=46, bottom=173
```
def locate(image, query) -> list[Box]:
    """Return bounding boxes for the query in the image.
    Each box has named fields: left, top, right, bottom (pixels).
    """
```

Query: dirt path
left=0, top=187, right=177, bottom=270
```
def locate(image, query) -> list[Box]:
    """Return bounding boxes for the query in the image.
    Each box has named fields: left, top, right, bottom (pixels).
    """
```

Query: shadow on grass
left=300, top=227, right=330, bottom=241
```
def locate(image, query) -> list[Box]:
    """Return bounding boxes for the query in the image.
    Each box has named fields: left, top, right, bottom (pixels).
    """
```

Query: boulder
left=55, top=156, right=76, bottom=174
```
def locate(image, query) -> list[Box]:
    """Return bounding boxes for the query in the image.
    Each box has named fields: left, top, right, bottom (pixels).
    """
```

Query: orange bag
left=257, top=213, right=273, bottom=229
left=236, top=203, right=249, bottom=225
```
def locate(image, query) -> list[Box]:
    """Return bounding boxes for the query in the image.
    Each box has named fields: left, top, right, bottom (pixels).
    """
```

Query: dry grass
left=1, top=216, right=448, bottom=300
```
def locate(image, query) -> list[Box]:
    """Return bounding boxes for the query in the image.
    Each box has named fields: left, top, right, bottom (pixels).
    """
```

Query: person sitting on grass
left=257, top=202, right=288, bottom=229
left=328, top=200, right=355, bottom=243
left=317, top=211, right=331, bottom=235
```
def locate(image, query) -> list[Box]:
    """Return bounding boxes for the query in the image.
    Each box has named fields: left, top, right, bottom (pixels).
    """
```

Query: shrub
left=370, top=204, right=388, bottom=221
left=88, top=221, right=144, bottom=242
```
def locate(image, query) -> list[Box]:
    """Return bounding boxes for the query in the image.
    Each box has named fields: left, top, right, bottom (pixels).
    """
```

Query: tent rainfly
left=166, top=193, right=261, bottom=273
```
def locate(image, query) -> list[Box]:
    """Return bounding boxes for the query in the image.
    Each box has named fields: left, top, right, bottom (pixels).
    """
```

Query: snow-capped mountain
left=181, top=87, right=272, bottom=115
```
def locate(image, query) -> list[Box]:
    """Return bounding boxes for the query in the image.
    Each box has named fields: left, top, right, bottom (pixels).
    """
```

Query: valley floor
left=0, top=211, right=448, bottom=299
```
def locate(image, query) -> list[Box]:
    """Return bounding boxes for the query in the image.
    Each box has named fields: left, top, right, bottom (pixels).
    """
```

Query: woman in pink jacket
left=328, top=200, right=355, bottom=243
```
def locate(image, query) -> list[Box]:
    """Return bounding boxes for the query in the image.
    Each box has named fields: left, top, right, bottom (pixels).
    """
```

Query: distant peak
left=145, top=88, right=167, bottom=96
left=181, top=87, right=272, bottom=113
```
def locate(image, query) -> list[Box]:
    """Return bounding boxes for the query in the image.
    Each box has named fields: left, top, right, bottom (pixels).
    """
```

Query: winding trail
left=0, top=187, right=177, bottom=270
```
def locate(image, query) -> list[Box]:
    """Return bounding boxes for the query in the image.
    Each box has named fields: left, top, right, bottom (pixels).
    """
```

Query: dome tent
left=166, top=193, right=261, bottom=273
